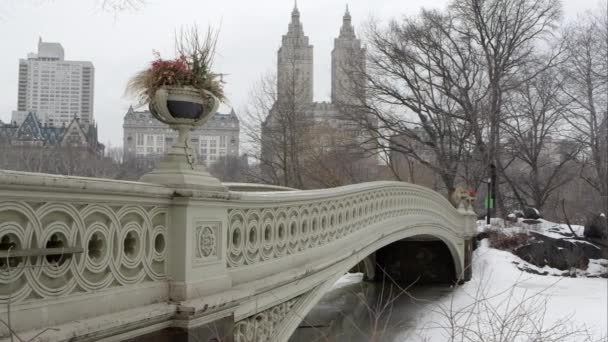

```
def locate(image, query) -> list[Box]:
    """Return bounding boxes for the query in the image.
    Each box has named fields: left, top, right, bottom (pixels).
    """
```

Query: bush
left=485, top=229, right=532, bottom=251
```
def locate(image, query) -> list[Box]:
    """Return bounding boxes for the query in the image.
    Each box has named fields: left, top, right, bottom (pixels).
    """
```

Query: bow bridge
left=0, top=170, right=476, bottom=342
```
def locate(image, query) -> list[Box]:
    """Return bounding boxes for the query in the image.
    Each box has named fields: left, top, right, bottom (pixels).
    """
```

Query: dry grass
left=484, top=229, right=532, bottom=252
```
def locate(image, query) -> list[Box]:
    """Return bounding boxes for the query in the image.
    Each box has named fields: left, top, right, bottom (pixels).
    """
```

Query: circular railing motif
left=227, top=186, right=466, bottom=268
left=0, top=202, right=167, bottom=304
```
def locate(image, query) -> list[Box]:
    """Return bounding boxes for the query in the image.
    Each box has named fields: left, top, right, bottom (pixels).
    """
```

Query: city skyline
left=0, top=0, right=599, bottom=147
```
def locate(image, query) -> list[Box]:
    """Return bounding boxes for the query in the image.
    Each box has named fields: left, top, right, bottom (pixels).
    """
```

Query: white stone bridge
left=0, top=170, right=476, bottom=342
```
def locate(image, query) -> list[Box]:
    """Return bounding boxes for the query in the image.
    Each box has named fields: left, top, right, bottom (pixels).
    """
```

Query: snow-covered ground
left=400, top=240, right=608, bottom=341
left=478, top=217, right=586, bottom=237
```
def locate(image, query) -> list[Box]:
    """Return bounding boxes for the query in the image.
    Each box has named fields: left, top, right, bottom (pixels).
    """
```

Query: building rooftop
left=27, top=38, right=65, bottom=61
left=0, top=112, right=102, bottom=153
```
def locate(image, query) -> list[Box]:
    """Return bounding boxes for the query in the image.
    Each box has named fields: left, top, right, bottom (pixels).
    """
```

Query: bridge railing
left=224, top=181, right=476, bottom=285
left=226, top=181, right=466, bottom=267
left=0, top=170, right=173, bottom=336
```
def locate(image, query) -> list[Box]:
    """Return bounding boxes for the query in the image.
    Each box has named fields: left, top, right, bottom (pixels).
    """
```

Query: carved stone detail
left=194, top=221, right=220, bottom=264
left=233, top=295, right=301, bottom=342
left=0, top=202, right=167, bottom=304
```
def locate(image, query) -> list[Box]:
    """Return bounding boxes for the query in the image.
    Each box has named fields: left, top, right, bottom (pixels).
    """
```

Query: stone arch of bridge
left=271, top=224, right=465, bottom=342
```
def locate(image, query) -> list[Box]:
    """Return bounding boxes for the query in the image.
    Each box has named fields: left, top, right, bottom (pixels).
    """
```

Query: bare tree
left=242, top=69, right=310, bottom=188
left=348, top=11, right=483, bottom=198
left=208, top=155, right=250, bottom=182
left=99, top=0, right=146, bottom=12
left=416, top=275, right=604, bottom=342
left=244, top=70, right=375, bottom=189
left=560, top=7, right=608, bottom=214
left=501, top=67, right=580, bottom=211
left=0, top=143, right=121, bottom=179
left=450, top=0, right=563, bottom=214
left=302, top=133, right=379, bottom=188
left=346, top=0, right=563, bottom=207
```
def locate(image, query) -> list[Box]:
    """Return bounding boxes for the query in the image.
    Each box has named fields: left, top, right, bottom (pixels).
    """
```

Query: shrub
left=485, top=229, right=532, bottom=251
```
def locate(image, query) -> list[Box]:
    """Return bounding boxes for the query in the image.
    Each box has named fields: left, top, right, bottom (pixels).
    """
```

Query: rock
left=531, top=231, right=603, bottom=258
left=514, top=210, right=524, bottom=218
left=506, top=213, right=517, bottom=223
left=514, top=231, right=603, bottom=271
left=523, top=207, right=541, bottom=220
left=584, top=213, right=608, bottom=240
left=515, top=242, right=586, bottom=270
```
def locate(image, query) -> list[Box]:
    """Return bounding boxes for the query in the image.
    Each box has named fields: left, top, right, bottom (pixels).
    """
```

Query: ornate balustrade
left=0, top=170, right=173, bottom=336
left=226, top=182, right=469, bottom=269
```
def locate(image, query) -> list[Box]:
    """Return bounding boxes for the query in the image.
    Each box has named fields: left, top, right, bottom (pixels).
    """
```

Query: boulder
left=584, top=213, right=608, bottom=240
left=523, top=207, right=541, bottom=220
left=514, top=231, right=603, bottom=271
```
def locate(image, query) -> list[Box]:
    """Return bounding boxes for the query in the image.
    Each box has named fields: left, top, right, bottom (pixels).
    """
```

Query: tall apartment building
left=13, top=38, right=94, bottom=126
left=123, top=106, right=240, bottom=167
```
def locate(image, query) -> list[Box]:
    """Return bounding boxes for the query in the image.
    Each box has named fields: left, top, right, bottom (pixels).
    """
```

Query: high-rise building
left=262, top=7, right=365, bottom=143
left=331, top=5, right=366, bottom=105
left=260, top=6, right=378, bottom=187
left=14, top=38, right=95, bottom=127
left=277, top=4, right=314, bottom=104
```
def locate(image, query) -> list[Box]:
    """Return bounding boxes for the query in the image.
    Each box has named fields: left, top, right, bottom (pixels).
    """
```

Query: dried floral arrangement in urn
left=127, top=26, right=227, bottom=191
left=127, top=26, right=224, bottom=124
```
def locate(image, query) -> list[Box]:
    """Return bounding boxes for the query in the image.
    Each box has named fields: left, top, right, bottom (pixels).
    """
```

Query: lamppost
left=485, top=164, right=497, bottom=225
left=484, top=177, right=492, bottom=224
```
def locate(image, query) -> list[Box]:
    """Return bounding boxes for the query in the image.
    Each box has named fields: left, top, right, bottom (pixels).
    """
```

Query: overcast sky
left=0, top=0, right=600, bottom=147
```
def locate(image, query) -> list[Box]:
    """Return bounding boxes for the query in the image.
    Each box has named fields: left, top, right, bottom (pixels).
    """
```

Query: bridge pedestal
left=139, top=128, right=226, bottom=192
left=463, top=238, right=474, bottom=281
left=165, top=196, right=232, bottom=303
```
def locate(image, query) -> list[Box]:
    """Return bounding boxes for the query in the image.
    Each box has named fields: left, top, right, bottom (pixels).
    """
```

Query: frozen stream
left=289, top=273, right=454, bottom=342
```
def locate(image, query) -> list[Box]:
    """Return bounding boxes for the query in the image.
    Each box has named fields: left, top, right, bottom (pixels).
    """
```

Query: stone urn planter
left=149, top=86, right=219, bottom=126
left=139, top=86, right=225, bottom=192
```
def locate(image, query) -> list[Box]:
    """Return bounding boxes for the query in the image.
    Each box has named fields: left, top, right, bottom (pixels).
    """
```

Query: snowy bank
left=402, top=240, right=608, bottom=341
